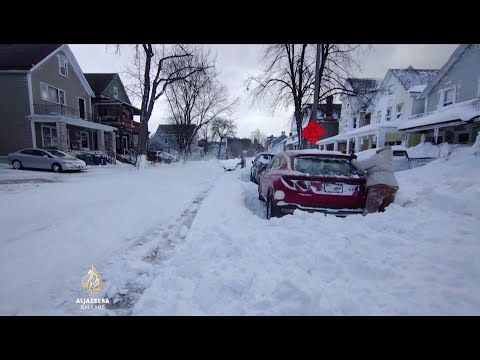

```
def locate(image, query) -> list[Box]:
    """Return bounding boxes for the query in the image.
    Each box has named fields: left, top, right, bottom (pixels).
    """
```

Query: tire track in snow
left=104, top=183, right=217, bottom=315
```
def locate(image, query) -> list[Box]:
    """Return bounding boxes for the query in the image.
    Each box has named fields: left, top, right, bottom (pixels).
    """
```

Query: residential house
left=285, top=96, right=342, bottom=150
left=84, top=73, right=142, bottom=155
left=319, top=69, right=438, bottom=153
left=319, top=78, right=381, bottom=152
left=267, top=131, right=288, bottom=153
left=0, top=44, right=117, bottom=156
left=398, top=44, right=480, bottom=146
left=150, top=124, right=198, bottom=156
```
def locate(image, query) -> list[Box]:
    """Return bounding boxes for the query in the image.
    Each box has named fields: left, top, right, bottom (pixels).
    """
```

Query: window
left=293, top=156, right=359, bottom=176
left=32, top=149, right=50, bottom=157
left=41, top=125, right=59, bottom=147
left=164, top=138, right=168, bottom=144
left=376, top=111, right=381, bottom=122
left=386, top=107, right=392, bottom=121
left=20, top=149, right=36, bottom=155
left=353, top=117, right=357, bottom=129
left=441, top=88, right=455, bottom=107
left=364, top=113, right=371, bottom=126
left=113, top=86, right=119, bottom=99
left=41, top=83, right=66, bottom=105
left=80, top=131, right=90, bottom=149
left=396, top=103, right=403, bottom=119
left=59, top=57, right=68, bottom=77
left=388, top=85, right=394, bottom=95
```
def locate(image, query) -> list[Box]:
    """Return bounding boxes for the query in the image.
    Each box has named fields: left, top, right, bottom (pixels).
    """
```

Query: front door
left=78, top=98, right=86, bottom=119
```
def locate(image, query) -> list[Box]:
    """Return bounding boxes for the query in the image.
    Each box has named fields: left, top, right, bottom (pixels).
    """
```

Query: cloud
left=70, top=44, right=458, bottom=139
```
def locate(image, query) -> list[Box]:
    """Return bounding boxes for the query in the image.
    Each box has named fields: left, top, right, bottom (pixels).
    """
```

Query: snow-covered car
left=356, top=145, right=410, bottom=172
left=258, top=150, right=366, bottom=219
left=154, top=151, right=179, bottom=163
left=250, top=152, right=274, bottom=184
left=7, top=148, right=87, bottom=172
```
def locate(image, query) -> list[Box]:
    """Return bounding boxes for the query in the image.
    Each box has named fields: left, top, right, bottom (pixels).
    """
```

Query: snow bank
left=407, top=142, right=440, bottom=158
left=134, top=151, right=480, bottom=315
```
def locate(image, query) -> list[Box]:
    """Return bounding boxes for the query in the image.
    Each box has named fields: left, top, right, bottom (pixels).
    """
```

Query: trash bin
left=101, top=156, right=107, bottom=165
left=84, top=154, right=92, bottom=166
left=92, top=154, right=101, bottom=166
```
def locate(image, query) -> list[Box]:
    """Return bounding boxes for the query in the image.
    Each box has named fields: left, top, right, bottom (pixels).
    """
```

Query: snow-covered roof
left=390, top=68, right=439, bottom=91
left=283, top=149, right=346, bottom=156
left=398, top=99, right=480, bottom=130
left=316, top=133, right=348, bottom=145
left=408, top=84, right=427, bottom=94
left=346, top=78, right=382, bottom=93
left=285, top=135, right=298, bottom=146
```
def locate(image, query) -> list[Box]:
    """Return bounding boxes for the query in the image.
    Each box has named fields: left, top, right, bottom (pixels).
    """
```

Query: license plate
left=324, top=183, right=343, bottom=193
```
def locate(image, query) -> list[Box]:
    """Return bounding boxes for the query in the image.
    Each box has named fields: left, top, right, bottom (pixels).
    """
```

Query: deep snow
left=0, top=149, right=479, bottom=315
left=132, top=150, right=480, bottom=315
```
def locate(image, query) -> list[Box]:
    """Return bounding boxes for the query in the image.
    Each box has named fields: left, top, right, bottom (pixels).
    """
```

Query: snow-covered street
left=1, top=148, right=479, bottom=315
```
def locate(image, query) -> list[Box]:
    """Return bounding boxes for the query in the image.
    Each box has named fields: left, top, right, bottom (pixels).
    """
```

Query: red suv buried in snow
left=258, top=150, right=366, bottom=219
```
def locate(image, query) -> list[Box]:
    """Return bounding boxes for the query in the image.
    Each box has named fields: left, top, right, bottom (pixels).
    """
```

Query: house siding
left=426, top=44, right=480, bottom=112
left=103, top=75, right=131, bottom=104
left=0, top=73, right=32, bottom=155
left=30, top=49, right=92, bottom=120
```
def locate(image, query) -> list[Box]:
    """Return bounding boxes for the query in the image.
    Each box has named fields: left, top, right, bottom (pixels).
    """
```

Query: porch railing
left=34, top=103, right=80, bottom=118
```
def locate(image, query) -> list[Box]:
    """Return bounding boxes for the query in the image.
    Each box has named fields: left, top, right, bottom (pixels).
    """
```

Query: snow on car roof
left=282, top=149, right=348, bottom=157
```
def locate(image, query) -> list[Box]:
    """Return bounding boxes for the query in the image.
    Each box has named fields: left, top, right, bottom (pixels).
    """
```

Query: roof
left=303, top=103, right=342, bottom=118
left=270, top=135, right=287, bottom=147
left=398, top=98, right=480, bottom=130
left=0, top=44, right=62, bottom=70
left=84, top=73, right=117, bottom=94
left=153, top=124, right=196, bottom=136
left=390, top=68, right=439, bottom=91
left=346, top=78, right=382, bottom=93
left=419, top=45, right=472, bottom=98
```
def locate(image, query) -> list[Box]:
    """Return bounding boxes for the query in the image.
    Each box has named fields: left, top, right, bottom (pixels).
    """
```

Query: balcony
left=400, top=98, right=480, bottom=130
left=34, top=103, right=80, bottom=118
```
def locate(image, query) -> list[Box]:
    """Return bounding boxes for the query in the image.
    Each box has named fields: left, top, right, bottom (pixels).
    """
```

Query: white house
left=319, top=69, right=438, bottom=153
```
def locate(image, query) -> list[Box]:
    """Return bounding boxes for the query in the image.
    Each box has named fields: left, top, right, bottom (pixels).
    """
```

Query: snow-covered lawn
left=1, top=151, right=479, bottom=315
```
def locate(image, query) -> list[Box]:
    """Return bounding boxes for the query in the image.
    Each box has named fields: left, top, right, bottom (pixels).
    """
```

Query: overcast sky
left=70, top=44, right=458, bottom=138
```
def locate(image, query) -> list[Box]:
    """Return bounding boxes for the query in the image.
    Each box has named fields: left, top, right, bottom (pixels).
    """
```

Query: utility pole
left=307, top=44, right=322, bottom=150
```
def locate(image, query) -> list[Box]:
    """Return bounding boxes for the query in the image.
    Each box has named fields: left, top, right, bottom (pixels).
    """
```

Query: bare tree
left=211, top=118, right=237, bottom=158
left=165, top=46, right=238, bottom=162
left=250, top=129, right=267, bottom=146
left=247, top=44, right=369, bottom=149
left=119, top=44, right=208, bottom=169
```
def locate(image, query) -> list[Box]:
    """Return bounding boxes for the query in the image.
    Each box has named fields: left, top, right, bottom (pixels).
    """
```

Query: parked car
left=7, top=148, right=87, bottom=172
left=258, top=150, right=366, bottom=219
left=154, top=151, right=179, bottom=163
left=250, top=152, right=274, bottom=184
left=356, top=145, right=410, bottom=171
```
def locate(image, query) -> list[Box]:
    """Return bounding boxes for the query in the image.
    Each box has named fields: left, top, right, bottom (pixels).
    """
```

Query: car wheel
left=266, top=192, right=280, bottom=220
left=52, top=163, right=62, bottom=173
left=12, top=160, right=22, bottom=170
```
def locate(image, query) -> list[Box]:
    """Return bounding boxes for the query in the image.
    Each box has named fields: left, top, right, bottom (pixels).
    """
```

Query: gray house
left=0, top=44, right=117, bottom=157
left=399, top=44, right=480, bottom=145
left=150, top=124, right=198, bottom=155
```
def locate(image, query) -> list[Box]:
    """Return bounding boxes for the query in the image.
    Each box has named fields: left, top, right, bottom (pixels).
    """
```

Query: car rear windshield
left=293, top=156, right=360, bottom=176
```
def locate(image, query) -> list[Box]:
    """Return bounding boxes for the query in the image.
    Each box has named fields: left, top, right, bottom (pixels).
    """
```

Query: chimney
left=281, top=131, right=285, bottom=136
left=326, top=95, right=334, bottom=120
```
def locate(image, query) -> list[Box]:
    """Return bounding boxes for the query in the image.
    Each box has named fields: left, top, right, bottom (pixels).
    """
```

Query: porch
left=317, top=123, right=400, bottom=153
left=398, top=98, right=480, bottom=146
left=29, top=114, right=117, bottom=156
